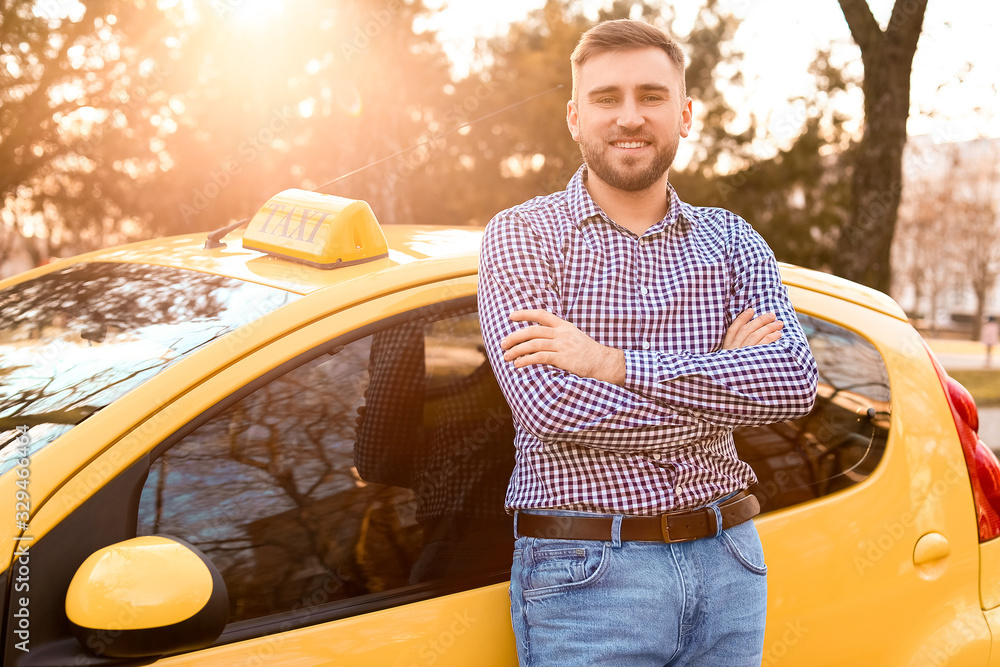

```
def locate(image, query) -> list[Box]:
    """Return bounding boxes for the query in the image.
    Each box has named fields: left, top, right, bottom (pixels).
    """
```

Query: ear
left=566, top=99, right=580, bottom=142
left=679, top=97, right=693, bottom=138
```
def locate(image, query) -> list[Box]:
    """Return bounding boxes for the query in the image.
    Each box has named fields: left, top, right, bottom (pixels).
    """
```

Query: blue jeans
left=509, top=507, right=767, bottom=666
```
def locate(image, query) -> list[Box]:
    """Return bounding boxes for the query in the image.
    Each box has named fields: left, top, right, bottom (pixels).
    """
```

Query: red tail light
left=924, top=341, right=1000, bottom=541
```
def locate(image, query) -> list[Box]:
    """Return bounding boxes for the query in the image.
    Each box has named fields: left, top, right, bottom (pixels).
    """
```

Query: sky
left=422, top=0, right=1000, bottom=146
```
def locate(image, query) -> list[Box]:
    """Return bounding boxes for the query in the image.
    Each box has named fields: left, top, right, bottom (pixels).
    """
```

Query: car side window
left=136, top=305, right=515, bottom=629
left=735, top=314, right=891, bottom=514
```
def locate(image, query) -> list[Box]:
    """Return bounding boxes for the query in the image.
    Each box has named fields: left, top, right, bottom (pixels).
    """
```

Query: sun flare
left=224, top=0, right=285, bottom=27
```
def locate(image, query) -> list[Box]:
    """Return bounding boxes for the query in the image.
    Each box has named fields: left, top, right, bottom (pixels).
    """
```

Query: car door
left=11, top=280, right=520, bottom=666
left=744, top=288, right=991, bottom=665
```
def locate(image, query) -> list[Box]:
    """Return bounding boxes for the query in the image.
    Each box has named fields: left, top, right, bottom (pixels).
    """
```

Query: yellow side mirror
left=65, top=535, right=228, bottom=658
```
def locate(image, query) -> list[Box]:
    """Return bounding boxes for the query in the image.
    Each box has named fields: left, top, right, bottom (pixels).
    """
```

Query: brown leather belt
left=516, top=492, right=760, bottom=543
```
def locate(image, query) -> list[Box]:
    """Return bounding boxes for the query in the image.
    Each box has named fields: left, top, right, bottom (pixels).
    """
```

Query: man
left=478, top=18, right=818, bottom=667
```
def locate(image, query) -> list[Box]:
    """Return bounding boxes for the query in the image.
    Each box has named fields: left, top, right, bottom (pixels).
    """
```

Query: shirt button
left=639, top=286, right=649, bottom=295
left=642, top=341, right=651, bottom=350
left=652, top=453, right=662, bottom=461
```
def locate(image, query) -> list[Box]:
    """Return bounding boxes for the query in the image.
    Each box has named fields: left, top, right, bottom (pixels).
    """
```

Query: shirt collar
left=566, top=164, right=687, bottom=233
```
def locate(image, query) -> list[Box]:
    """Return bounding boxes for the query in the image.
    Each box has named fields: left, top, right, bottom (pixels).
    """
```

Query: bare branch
left=837, top=0, right=882, bottom=55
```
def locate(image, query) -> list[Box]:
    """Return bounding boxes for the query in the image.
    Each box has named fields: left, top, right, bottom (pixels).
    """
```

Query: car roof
left=1, top=224, right=485, bottom=296
left=1, top=216, right=907, bottom=322
left=777, top=262, right=907, bottom=321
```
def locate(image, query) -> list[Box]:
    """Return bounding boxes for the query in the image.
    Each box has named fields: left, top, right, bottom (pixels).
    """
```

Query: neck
left=583, top=169, right=671, bottom=236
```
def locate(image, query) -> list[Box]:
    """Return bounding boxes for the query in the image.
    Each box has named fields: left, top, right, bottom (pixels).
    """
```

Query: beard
left=578, top=130, right=679, bottom=192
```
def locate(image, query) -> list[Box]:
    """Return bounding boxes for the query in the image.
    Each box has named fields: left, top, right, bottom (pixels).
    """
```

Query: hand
left=501, top=309, right=625, bottom=385
left=723, top=308, right=783, bottom=349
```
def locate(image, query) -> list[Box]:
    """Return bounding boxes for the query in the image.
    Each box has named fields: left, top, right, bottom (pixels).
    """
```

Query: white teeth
left=616, top=141, right=646, bottom=149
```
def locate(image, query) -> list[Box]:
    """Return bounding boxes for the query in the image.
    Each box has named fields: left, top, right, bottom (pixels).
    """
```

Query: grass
left=948, top=369, right=1000, bottom=407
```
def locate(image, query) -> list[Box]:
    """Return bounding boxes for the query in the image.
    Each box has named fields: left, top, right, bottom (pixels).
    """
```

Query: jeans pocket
left=523, top=540, right=609, bottom=599
left=721, top=522, right=768, bottom=576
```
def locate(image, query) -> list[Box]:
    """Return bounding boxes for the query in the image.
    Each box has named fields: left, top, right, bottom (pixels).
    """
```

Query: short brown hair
left=570, top=19, right=687, bottom=100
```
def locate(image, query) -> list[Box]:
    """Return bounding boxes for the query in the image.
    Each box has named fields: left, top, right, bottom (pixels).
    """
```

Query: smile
left=613, top=141, right=650, bottom=149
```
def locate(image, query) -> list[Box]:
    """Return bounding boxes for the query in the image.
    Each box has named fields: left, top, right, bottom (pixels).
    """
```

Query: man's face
left=567, top=47, right=693, bottom=193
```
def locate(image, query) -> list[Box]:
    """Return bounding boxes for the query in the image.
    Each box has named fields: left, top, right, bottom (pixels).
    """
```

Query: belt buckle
left=659, top=507, right=716, bottom=543
left=659, top=515, right=672, bottom=542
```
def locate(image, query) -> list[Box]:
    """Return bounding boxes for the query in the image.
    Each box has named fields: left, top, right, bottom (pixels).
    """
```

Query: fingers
left=501, top=324, right=553, bottom=351
left=502, top=335, right=555, bottom=364
left=723, top=308, right=756, bottom=349
left=724, top=309, right=783, bottom=349
left=501, top=312, right=562, bottom=367
left=742, top=319, right=783, bottom=347
left=501, top=309, right=612, bottom=377
left=510, top=309, right=562, bottom=326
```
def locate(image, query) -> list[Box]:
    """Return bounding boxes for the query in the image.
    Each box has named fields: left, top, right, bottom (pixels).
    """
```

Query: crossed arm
left=478, top=212, right=817, bottom=451
left=501, top=307, right=783, bottom=385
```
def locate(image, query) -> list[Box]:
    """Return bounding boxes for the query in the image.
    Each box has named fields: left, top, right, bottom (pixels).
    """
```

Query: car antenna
left=204, top=84, right=564, bottom=250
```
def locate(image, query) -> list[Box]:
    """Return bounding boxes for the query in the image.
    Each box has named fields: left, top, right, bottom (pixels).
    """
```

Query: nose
left=617, top=97, right=644, bottom=131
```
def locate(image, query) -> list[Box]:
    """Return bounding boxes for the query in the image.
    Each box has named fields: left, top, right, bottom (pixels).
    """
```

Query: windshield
left=0, top=262, right=300, bottom=473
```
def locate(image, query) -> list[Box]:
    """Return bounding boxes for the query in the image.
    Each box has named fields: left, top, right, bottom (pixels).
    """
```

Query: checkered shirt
left=478, top=166, right=818, bottom=515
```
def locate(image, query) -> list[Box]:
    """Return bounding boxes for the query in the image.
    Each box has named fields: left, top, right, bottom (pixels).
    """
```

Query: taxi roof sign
left=242, top=189, right=388, bottom=269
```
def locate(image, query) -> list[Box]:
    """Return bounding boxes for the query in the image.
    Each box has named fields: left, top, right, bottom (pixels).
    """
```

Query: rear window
left=0, top=262, right=299, bottom=472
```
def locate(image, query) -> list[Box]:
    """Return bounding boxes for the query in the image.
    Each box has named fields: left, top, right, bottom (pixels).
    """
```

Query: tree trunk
left=834, top=0, right=928, bottom=294
left=973, top=288, right=986, bottom=342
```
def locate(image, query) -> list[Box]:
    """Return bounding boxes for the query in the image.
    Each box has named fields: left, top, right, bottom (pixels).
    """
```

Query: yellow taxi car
left=2, top=188, right=1000, bottom=666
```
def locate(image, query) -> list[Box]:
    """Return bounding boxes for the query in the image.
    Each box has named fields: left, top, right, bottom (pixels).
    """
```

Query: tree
left=0, top=0, right=458, bottom=272
left=893, top=138, right=1000, bottom=338
left=682, top=50, right=856, bottom=271
left=130, top=0, right=457, bottom=233
left=833, top=0, right=928, bottom=293
left=892, top=141, right=956, bottom=331
left=0, top=0, right=171, bottom=263
left=948, top=140, right=1000, bottom=339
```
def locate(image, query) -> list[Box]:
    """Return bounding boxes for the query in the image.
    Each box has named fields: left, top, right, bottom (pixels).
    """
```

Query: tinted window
left=736, top=314, right=891, bottom=513
left=136, top=306, right=515, bottom=627
left=0, top=262, right=299, bottom=473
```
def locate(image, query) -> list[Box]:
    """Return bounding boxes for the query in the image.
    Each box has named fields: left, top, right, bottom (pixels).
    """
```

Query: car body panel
left=760, top=285, right=990, bottom=665
left=154, top=583, right=515, bottom=666
left=985, top=605, right=1000, bottom=666
left=778, top=262, right=908, bottom=322
left=983, top=539, right=1000, bottom=610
